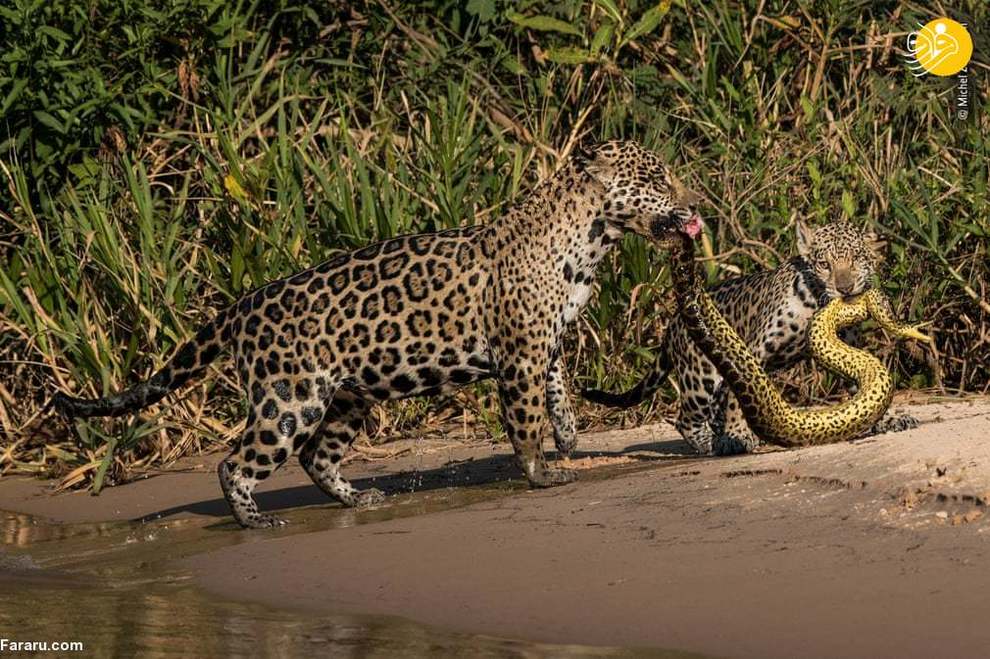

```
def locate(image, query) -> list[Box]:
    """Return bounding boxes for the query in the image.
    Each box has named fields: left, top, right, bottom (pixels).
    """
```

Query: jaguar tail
left=581, top=351, right=671, bottom=408
left=51, top=310, right=231, bottom=419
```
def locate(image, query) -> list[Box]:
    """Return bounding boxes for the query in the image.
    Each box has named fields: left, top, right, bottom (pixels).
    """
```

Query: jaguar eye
left=816, top=259, right=831, bottom=270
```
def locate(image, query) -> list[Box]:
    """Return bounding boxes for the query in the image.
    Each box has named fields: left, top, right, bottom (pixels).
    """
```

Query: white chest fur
left=558, top=221, right=621, bottom=327
left=563, top=282, right=593, bottom=324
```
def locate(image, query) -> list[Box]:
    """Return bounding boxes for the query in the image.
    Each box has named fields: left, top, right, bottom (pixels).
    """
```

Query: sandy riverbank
left=2, top=397, right=989, bottom=658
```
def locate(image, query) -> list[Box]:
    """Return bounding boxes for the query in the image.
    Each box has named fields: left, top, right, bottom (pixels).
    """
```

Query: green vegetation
left=1, top=0, right=987, bottom=488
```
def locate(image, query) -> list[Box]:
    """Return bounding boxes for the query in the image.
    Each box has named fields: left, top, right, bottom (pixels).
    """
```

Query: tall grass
left=1, top=0, right=987, bottom=488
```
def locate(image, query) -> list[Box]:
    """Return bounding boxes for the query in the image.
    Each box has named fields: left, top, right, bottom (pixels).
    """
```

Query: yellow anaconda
left=667, top=233, right=929, bottom=446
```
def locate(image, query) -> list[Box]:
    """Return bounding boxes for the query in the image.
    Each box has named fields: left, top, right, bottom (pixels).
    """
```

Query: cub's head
left=795, top=219, right=883, bottom=300
left=584, top=141, right=704, bottom=243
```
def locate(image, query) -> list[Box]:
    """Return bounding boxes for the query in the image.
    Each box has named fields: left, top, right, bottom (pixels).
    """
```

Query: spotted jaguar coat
left=53, top=141, right=702, bottom=528
left=583, top=220, right=918, bottom=455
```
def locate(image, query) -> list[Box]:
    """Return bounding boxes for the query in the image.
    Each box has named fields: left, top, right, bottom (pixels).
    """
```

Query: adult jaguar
left=52, top=140, right=703, bottom=529
left=583, top=220, right=918, bottom=455
left=661, top=229, right=928, bottom=448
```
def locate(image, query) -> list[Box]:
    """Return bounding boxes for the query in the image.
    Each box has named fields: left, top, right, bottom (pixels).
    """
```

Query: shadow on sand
left=135, top=436, right=696, bottom=523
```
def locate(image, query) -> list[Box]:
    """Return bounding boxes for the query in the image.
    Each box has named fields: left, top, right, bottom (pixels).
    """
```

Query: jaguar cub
left=583, top=220, right=918, bottom=455
left=53, top=140, right=703, bottom=529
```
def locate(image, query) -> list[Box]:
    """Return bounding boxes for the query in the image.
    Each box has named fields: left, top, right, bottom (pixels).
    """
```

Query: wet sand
left=2, top=397, right=990, bottom=658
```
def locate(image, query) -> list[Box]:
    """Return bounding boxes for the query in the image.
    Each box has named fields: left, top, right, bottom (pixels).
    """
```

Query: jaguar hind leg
left=219, top=375, right=338, bottom=529
left=298, top=391, right=385, bottom=508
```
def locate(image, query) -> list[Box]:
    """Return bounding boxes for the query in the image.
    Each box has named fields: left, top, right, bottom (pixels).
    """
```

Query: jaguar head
left=584, top=141, right=704, bottom=245
left=796, top=219, right=884, bottom=301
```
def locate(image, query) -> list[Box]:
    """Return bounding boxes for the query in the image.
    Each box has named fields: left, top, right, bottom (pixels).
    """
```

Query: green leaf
left=620, top=0, right=672, bottom=47
left=499, top=55, right=528, bottom=76
left=38, top=25, right=72, bottom=43
left=1, top=78, right=28, bottom=114
left=544, top=47, right=597, bottom=65
left=665, top=64, right=692, bottom=92
left=799, top=95, right=815, bottom=122
left=230, top=242, right=245, bottom=292
left=466, top=0, right=497, bottom=23
left=841, top=190, right=856, bottom=218
left=591, top=21, right=616, bottom=54
left=506, top=11, right=583, bottom=37
left=593, top=0, right=623, bottom=24
left=91, top=435, right=117, bottom=495
left=32, top=110, right=65, bottom=133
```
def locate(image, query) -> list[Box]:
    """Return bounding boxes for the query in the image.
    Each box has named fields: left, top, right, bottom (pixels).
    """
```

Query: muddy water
left=0, top=471, right=707, bottom=658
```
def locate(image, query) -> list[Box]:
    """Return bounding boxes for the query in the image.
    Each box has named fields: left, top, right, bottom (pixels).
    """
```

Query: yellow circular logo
left=907, top=18, right=973, bottom=76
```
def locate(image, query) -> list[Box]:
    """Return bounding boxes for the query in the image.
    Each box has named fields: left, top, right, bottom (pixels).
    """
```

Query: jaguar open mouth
left=680, top=213, right=704, bottom=240
left=649, top=212, right=704, bottom=242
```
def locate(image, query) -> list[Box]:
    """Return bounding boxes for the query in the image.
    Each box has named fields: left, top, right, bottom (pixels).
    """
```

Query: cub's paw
left=869, top=414, right=920, bottom=436
left=354, top=488, right=386, bottom=508
left=530, top=467, right=578, bottom=488
left=712, top=433, right=759, bottom=456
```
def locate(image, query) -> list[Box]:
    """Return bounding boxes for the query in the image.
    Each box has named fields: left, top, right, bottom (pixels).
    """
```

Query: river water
left=0, top=470, right=708, bottom=658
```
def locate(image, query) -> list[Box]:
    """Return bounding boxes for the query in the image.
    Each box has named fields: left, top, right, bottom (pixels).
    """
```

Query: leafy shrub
left=0, top=0, right=987, bottom=488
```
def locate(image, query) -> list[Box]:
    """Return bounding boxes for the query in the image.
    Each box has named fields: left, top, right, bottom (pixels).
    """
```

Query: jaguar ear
left=795, top=218, right=815, bottom=257
left=584, top=143, right=619, bottom=187
left=864, top=229, right=887, bottom=255
left=669, top=172, right=703, bottom=207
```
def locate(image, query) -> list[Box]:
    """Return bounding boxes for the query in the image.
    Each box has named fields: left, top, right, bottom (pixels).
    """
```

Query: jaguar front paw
left=712, top=433, right=759, bottom=456
left=528, top=467, right=578, bottom=488
left=354, top=488, right=386, bottom=507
